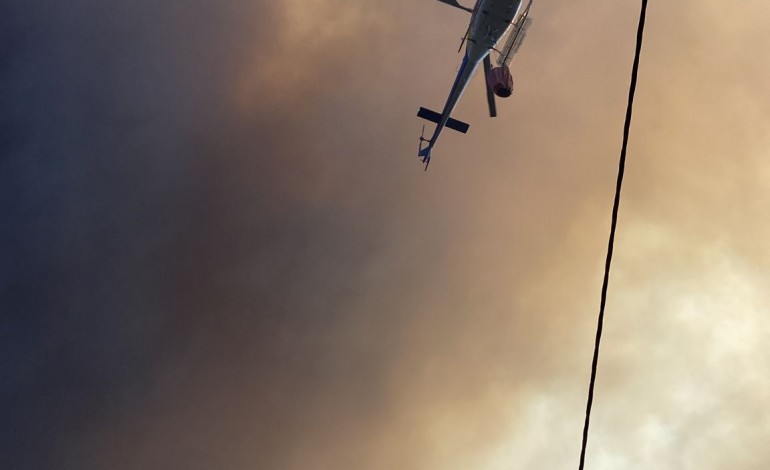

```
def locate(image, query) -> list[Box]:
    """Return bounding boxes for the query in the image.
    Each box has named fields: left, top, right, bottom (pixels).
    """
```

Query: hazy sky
left=3, top=0, right=770, bottom=469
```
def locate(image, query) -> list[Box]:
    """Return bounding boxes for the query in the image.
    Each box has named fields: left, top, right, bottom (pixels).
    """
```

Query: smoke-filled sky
left=3, top=0, right=770, bottom=469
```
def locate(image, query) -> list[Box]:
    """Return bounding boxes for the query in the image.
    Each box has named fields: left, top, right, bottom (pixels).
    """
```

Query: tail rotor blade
left=483, top=55, right=497, bottom=118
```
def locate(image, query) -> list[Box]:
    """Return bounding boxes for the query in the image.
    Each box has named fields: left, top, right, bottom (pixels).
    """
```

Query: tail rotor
left=418, top=125, right=432, bottom=170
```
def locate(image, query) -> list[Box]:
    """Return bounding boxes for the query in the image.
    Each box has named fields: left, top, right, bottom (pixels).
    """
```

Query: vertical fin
left=483, top=55, right=497, bottom=117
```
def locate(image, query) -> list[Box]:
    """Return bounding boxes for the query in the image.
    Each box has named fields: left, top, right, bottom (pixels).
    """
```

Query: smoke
left=3, top=0, right=770, bottom=469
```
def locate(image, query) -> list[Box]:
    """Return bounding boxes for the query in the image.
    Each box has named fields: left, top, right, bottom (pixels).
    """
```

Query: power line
left=577, top=1, right=648, bottom=470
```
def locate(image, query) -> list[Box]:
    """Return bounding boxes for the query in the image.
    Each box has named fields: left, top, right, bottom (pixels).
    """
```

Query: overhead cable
left=577, top=1, right=648, bottom=469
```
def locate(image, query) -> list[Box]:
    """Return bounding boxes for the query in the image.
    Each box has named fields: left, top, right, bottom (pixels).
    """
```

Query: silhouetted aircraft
left=417, top=0, right=533, bottom=169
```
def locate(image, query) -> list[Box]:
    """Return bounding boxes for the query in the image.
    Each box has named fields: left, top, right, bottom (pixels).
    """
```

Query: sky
left=2, top=0, right=770, bottom=469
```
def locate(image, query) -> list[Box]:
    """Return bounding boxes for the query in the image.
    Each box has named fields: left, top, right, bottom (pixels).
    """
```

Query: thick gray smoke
left=3, top=1, right=770, bottom=469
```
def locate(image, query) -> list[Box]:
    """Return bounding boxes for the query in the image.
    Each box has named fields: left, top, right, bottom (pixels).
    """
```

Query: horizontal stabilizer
left=417, top=107, right=470, bottom=134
